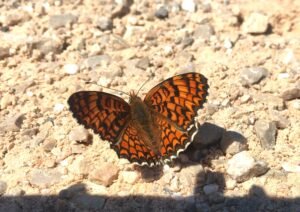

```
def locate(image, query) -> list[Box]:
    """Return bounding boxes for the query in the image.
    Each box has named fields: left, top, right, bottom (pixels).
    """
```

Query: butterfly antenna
left=136, top=76, right=151, bottom=95
left=85, top=81, right=130, bottom=96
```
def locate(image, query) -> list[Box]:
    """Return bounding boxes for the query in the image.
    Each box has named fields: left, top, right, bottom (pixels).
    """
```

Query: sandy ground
left=0, top=0, right=300, bottom=211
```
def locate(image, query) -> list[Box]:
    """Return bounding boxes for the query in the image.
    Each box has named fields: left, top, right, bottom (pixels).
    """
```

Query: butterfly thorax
left=129, top=93, right=161, bottom=156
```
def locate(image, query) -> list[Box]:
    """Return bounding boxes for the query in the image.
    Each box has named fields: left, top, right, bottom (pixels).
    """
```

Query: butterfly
left=68, top=72, right=209, bottom=167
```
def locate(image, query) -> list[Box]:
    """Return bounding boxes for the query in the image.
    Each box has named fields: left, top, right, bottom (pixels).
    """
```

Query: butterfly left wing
left=144, top=72, right=209, bottom=131
left=68, top=91, right=131, bottom=144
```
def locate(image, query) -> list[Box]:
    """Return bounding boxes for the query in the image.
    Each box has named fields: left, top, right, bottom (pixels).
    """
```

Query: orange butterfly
left=68, top=72, right=209, bottom=166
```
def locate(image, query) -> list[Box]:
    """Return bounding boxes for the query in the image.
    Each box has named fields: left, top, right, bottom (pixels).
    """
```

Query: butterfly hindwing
left=68, top=91, right=131, bottom=144
left=112, top=122, right=161, bottom=166
left=144, top=72, right=209, bottom=130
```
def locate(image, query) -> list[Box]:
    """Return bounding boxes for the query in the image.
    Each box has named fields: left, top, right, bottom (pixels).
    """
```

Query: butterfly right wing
left=112, top=122, right=161, bottom=167
left=68, top=91, right=131, bottom=144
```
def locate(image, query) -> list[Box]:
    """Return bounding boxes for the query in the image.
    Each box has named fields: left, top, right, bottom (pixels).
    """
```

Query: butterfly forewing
left=68, top=91, right=131, bottom=143
left=144, top=72, right=209, bottom=130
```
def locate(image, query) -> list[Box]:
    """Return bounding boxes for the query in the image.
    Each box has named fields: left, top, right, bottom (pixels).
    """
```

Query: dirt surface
left=0, top=0, right=300, bottom=211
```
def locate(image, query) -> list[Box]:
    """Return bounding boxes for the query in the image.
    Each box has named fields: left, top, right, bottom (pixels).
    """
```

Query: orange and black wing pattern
left=155, top=116, right=191, bottom=163
left=144, top=72, right=209, bottom=130
left=112, top=123, right=161, bottom=166
left=68, top=91, right=131, bottom=144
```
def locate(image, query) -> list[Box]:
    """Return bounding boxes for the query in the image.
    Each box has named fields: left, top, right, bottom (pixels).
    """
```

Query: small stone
left=225, top=178, right=237, bottom=190
left=54, top=103, right=65, bottom=113
left=69, top=126, right=92, bottom=144
left=282, top=162, right=300, bottom=173
left=223, top=38, right=233, bottom=49
left=0, top=113, right=25, bottom=132
left=96, top=16, right=113, bottom=31
left=242, top=12, right=269, bottom=34
left=181, top=0, right=197, bottom=12
left=59, top=184, right=86, bottom=199
left=292, top=99, right=300, bottom=110
left=270, top=111, right=290, bottom=129
left=254, top=120, right=277, bottom=149
left=0, top=181, right=7, bottom=196
left=181, top=37, right=194, bottom=49
left=135, top=57, right=150, bottom=70
left=0, top=47, right=10, bottom=60
left=43, top=138, right=57, bottom=152
left=239, top=67, right=268, bottom=86
left=49, top=13, right=78, bottom=29
left=85, top=55, right=111, bottom=69
left=192, top=123, right=225, bottom=149
left=163, top=45, right=173, bottom=56
left=0, top=94, right=13, bottom=109
left=281, top=88, right=300, bottom=101
left=3, top=11, right=30, bottom=27
left=28, top=169, right=63, bottom=188
left=88, top=163, right=119, bottom=186
left=31, top=38, right=65, bottom=55
left=194, top=24, right=215, bottom=40
left=155, top=6, right=169, bottom=19
left=220, top=131, right=248, bottom=155
left=203, top=184, right=219, bottom=195
left=120, top=171, right=140, bottom=184
left=227, top=151, right=269, bottom=183
left=64, top=64, right=79, bottom=75
left=111, top=5, right=130, bottom=19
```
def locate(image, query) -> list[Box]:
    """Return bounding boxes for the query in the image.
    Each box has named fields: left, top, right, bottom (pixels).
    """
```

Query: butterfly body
left=129, top=93, right=162, bottom=156
left=68, top=72, right=209, bottom=167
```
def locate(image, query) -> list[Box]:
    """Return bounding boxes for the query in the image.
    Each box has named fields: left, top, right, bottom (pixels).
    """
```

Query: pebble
left=54, top=103, right=65, bottom=113
left=0, top=94, right=13, bottom=109
left=225, top=178, right=237, bottom=190
left=85, top=54, right=111, bottom=69
left=282, top=162, right=300, bottom=173
left=0, top=113, right=25, bottom=132
left=270, top=110, right=290, bottom=129
left=194, top=24, right=215, bottom=40
left=242, top=12, right=269, bottom=34
left=227, top=151, right=269, bottom=183
left=220, top=131, right=248, bottom=155
left=31, top=38, right=64, bottom=55
left=0, top=47, right=10, bottom=59
left=28, top=169, right=63, bottom=188
left=88, top=163, right=119, bottom=186
left=181, top=37, right=194, bottom=49
left=135, top=57, right=150, bottom=70
left=69, top=126, right=92, bottom=144
left=181, top=0, right=197, bottom=12
left=292, top=99, right=300, bottom=110
left=49, top=13, right=78, bottom=29
left=203, top=184, right=219, bottom=195
left=43, top=138, right=57, bottom=152
left=281, top=88, right=300, bottom=101
left=239, top=67, right=268, bottom=86
left=192, top=122, right=225, bottom=149
left=0, top=180, right=7, bottom=196
left=3, top=11, right=30, bottom=27
left=63, top=64, right=79, bottom=75
left=96, top=16, right=113, bottom=31
left=155, top=6, right=169, bottom=19
left=59, top=184, right=86, bottom=199
left=120, top=171, right=140, bottom=184
left=254, top=120, right=277, bottom=149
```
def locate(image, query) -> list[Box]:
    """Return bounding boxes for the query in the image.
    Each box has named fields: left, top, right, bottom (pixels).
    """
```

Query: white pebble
left=54, top=103, right=65, bottom=113
left=64, top=63, right=79, bottom=75
left=181, top=0, right=196, bottom=12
